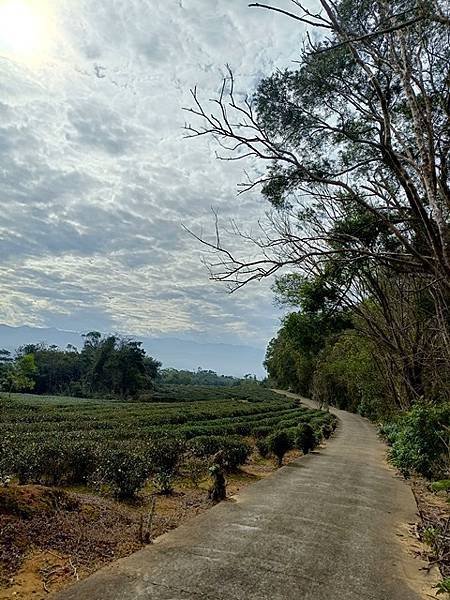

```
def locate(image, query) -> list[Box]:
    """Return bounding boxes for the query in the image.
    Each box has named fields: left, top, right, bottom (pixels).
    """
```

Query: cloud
left=0, top=0, right=303, bottom=349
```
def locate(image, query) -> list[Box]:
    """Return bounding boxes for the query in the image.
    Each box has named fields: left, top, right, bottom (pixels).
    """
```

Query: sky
left=0, top=0, right=305, bottom=349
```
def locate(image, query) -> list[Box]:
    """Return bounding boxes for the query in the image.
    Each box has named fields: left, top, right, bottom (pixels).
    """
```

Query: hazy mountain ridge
left=0, top=325, right=266, bottom=378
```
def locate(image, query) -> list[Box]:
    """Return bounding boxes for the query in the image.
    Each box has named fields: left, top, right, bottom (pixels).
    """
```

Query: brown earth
left=411, top=476, right=450, bottom=581
left=0, top=450, right=300, bottom=599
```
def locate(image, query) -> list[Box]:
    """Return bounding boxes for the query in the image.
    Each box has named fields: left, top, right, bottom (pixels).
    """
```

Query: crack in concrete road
left=56, top=394, right=433, bottom=600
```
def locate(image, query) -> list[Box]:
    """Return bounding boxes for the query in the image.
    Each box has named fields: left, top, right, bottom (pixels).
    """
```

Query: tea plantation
left=0, top=385, right=336, bottom=499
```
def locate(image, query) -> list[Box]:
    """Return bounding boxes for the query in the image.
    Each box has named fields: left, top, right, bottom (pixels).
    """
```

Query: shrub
left=256, top=438, right=269, bottom=458
left=387, top=403, right=450, bottom=479
left=146, top=438, right=185, bottom=494
left=434, top=577, right=450, bottom=596
left=430, top=480, right=450, bottom=493
left=320, top=423, right=334, bottom=439
left=267, top=431, right=292, bottom=467
left=66, top=443, right=98, bottom=484
left=0, top=435, right=19, bottom=483
left=147, top=438, right=185, bottom=475
left=188, top=435, right=251, bottom=472
left=295, top=423, right=316, bottom=455
left=10, top=440, right=59, bottom=485
left=252, top=426, right=272, bottom=439
left=94, top=449, right=150, bottom=500
left=37, top=443, right=71, bottom=485
left=182, top=452, right=208, bottom=487
left=379, top=422, right=400, bottom=446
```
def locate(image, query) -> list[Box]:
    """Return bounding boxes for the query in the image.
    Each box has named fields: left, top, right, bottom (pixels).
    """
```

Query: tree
left=3, top=354, right=37, bottom=394
left=86, top=336, right=159, bottom=398
left=186, top=0, right=449, bottom=288
left=312, top=329, right=385, bottom=416
left=5, top=334, right=161, bottom=399
left=186, top=0, right=450, bottom=413
left=265, top=285, right=352, bottom=394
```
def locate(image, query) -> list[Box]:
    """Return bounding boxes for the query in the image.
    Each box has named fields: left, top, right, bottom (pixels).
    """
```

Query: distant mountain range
left=0, top=325, right=266, bottom=378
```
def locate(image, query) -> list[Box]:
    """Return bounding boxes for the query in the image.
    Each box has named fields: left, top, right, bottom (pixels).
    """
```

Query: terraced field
left=0, top=385, right=336, bottom=499
left=1, top=386, right=331, bottom=441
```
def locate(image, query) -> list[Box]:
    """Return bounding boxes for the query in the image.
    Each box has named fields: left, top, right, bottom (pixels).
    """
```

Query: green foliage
left=158, top=368, right=244, bottom=387
left=4, top=439, right=98, bottom=487
left=253, top=426, right=272, bottom=439
left=312, top=330, right=384, bottom=417
left=267, top=431, right=292, bottom=467
left=66, top=443, right=98, bottom=484
left=256, top=438, right=269, bottom=458
left=94, top=448, right=150, bottom=500
left=9, top=334, right=161, bottom=400
left=434, top=577, right=450, bottom=595
left=431, top=480, right=450, bottom=493
left=188, top=435, right=251, bottom=472
left=146, top=438, right=185, bottom=494
left=182, top=452, right=208, bottom=487
left=320, top=422, right=334, bottom=439
left=2, top=354, right=37, bottom=394
left=264, top=306, right=351, bottom=396
left=1, top=389, right=331, bottom=494
left=295, top=423, right=317, bottom=455
left=385, top=403, right=450, bottom=480
left=422, top=526, right=440, bottom=547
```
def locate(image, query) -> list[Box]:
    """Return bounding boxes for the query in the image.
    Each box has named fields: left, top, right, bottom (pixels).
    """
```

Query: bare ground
left=0, top=450, right=301, bottom=599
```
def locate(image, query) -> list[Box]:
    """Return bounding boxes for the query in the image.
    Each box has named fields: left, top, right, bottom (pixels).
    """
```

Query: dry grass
left=411, top=477, right=450, bottom=580
left=0, top=451, right=294, bottom=598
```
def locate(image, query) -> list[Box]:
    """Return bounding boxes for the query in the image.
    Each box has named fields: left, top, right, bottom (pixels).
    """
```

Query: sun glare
left=0, top=0, right=54, bottom=63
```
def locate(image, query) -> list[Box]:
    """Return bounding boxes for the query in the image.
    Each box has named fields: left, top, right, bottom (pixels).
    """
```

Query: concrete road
left=57, top=395, right=430, bottom=600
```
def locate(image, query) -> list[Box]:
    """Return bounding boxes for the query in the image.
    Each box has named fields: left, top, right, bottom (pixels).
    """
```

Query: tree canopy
left=187, top=0, right=450, bottom=417
left=0, top=333, right=161, bottom=399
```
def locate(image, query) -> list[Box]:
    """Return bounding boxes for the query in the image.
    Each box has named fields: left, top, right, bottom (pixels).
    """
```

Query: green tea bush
left=252, top=426, right=272, bottom=439
left=188, top=435, right=251, bottom=471
left=0, top=435, right=17, bottom=483
left=94, top=449, right=150, bottom=499
left=295, top=423, right=317, bottom=455
left=386, top=403, right=450, bottom=479
left=320, top=422, right=333, bottom=439
left=267, top=431, right=292, bottom=467
left=37, top=443, right=71, bottom=485
left=256, top=437, right=269, bottom=458
left=146, top=438, right=185, bottom=494
left=11, top=440, right=44, bottom=484
left=2, top=391, right=333, bottom=493
left=181, top=452, right=208, bottom=487
left=66, top=443, right=98, bottom=484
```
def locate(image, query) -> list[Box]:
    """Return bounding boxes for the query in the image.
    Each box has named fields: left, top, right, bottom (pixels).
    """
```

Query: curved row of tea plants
left=0, top=386, right=337, bottom=499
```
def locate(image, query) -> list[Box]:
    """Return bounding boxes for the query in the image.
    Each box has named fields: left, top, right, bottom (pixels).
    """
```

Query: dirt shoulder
left=410, top=476, right=450, bottom=584
left=0, top=449, right=301, bottom=599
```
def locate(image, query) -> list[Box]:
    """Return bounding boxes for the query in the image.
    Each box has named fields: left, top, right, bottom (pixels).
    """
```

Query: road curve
left=56, top=394, right=430, bottom=600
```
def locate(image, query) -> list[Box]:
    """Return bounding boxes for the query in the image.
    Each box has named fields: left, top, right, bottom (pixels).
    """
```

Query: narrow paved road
left=57, top=395, right=430, bottom=600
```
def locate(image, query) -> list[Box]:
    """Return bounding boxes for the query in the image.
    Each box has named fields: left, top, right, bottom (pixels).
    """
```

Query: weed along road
left=57, top=395, right=431, bottom=600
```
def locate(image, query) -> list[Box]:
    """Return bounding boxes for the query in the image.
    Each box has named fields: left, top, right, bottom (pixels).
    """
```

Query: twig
left=69, top=558, right=79, bottom=581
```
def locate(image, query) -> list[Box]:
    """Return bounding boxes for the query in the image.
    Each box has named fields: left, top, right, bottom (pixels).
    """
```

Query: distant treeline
left=0, top=333, right=257, bottom=399
left=0, top=332, right=160, bottom=399
left=158, top=368, right=256, bottom=387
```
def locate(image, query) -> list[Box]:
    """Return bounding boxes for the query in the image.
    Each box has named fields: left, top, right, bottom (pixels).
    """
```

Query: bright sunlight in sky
left=0, top=0, right=54, bottom=63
